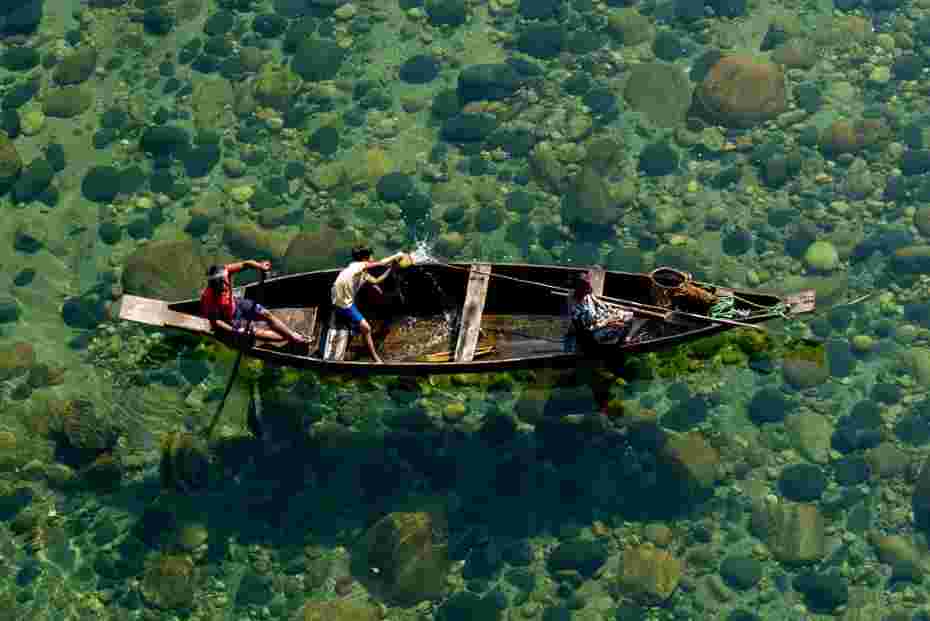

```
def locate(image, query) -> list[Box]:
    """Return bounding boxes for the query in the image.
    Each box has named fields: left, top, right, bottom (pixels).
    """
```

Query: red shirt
left=200, top=264, right=242, bottom=322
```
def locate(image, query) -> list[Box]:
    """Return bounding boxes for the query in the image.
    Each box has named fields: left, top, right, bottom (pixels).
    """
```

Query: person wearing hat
left=201, top=260, right=309, bottom=346
left=569, top=272, right=634, bottom=350
left=331, top=246, right=408, bottom=363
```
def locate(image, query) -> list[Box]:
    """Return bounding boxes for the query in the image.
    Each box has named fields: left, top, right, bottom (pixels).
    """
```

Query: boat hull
left=119, top=263, right=808, bottom=376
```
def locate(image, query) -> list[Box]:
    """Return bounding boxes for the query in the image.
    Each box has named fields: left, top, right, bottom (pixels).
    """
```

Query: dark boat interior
left=165, top=263, right=788, bottom=367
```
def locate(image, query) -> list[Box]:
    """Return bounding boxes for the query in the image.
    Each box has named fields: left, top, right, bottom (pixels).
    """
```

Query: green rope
left=710, top=294, right=791, bottom=320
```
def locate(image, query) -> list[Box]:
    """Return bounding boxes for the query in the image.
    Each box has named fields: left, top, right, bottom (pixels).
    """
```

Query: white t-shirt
left=331, top=261, right=374, bottom=308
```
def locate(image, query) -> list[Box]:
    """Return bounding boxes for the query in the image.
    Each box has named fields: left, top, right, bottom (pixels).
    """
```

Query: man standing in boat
left=201, top=260, right=309, bottom=347
left=332, top=246, right=408, bottom=363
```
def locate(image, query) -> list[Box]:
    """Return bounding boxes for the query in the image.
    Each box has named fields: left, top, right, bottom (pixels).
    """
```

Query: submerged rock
left=619, top=544, right=683, bottom=603
left=160, top=432, right=211, bottom=494
left=693, top=55, right=787, bottom=128
left=142, top=553, right=197, bottom=609
left=297, top=600, right=382, bottom=621
left=751, top=498, right=825, bottom=564
left=354, top=510, right=449, bottom=604
left=623, top=62, right=691, bottom=128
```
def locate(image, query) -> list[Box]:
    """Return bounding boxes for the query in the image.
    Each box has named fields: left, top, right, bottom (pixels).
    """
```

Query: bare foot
left=374, top=356, right=383, bottom=364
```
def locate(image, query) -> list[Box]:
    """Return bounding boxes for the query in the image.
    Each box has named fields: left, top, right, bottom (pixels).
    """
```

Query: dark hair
left=351, top=245, right=373, bottom=262
left=572, top=274, right=592, bottom=295
left=207, top=265, right=227, bottom=289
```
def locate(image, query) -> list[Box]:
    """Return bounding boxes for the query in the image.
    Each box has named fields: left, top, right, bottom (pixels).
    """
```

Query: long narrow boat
left=118, top=263, right=815, bottom=376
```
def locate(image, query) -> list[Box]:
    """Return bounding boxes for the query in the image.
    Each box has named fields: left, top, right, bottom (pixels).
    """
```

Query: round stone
left=779, top=463, right=827, bottom=501
left=804, top=240, right=839, bottom=272
left=19, top=109, right=44, bottom=136
left=229, top=184, right=255, bottom=203
left=695, top=54, right=787, bottom=128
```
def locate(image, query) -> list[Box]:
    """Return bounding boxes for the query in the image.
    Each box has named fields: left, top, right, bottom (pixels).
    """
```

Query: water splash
left=408, top=239, right=441, bottom=265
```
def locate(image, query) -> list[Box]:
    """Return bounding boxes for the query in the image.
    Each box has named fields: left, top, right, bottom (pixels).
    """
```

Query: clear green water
left=0, top=0, right=927, bottom=618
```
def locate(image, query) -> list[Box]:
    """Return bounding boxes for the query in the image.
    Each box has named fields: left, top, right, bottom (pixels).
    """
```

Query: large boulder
left=0, top=342, right=35, bottom=380
left=141, top=553, right=197, bottom=610
left=619, top=544, right=683, bottom=603
left=282, top=226, right=354, bottom=274
left=222, top=223, right=288, bottom=261
left=53, top=47, right=97, bottom=85
left=43, top=86, right=93, bottom=118
left=658, top=431, right=720, bottom=492
left=692, top=54, right=787, bottom=128
left=560, top=165, right=616, bottom=233
left=751, top=498, right=825, bottom=564
left=296, top=600, right=382, bottom=621
left=353, top=511, right=449, bottom=604
left=623, top=62, right=692, bottom=128
left=122, top=240, right=228, bottom=300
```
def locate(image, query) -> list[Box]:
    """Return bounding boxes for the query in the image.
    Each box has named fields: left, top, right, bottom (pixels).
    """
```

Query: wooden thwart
left=454, top=263, right=491, bottom=362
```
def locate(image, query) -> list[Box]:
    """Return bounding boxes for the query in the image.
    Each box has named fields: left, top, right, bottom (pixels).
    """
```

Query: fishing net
left=649, top=267, right=718, bottom=311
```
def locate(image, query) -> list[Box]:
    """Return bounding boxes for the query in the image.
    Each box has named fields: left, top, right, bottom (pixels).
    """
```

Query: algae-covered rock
left=53, top=47, right=97, bottom=85
left=607, top=8, right=654, bottom=45
left=354, top=511, right=449, bottom=604
left=253, top=63, right=299, bottom=111
left=751, top=498, right=825, bottom=564
left=619, top=544, right=683, bottom=603
left=782, top=344, right=829, bottom=389
left=785, top=412, right=832, bottom=464
left=0, top=130, right=21, bottom=183
left=297, top=600, right=382, bottom=621
left=192, top=77, right=235, bottom=131
left=43, top=86, right=93, bottom=118
left=561, top=165, right=616, bottom=230
left=222, top=222, right=288, bottom=260
left=804, top=241, right=840, bottom=272
left=49, top=398, right=119, bottom=466
left=160, top=432, right=211, bottom=494
left=0, top=341, right=34, bottom=380
left=283, top=226, right=354, bottom=274
left=659, top=431, right=720, bottom=491
left=623, top=62, right=691, bottom=128
left=693, top=55, right=787, bottom=128
left=142, top=553, right=197, bottom=609
left=122, top=240, right=228, bottom=300
left=899, top=348, right=930, bottom=388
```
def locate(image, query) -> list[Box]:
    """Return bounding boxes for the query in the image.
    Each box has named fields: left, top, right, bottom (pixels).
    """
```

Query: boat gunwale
left=127, top=262, right=796, bottom=375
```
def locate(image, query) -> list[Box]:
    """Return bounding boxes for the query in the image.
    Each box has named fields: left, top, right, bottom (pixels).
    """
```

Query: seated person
left=201, top=260, right=308, bottom=346
left=569, top=273, right=634, bottom=348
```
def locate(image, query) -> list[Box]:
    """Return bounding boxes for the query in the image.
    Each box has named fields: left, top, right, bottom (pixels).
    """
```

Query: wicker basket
left=650, top=267, right=718, bottom=310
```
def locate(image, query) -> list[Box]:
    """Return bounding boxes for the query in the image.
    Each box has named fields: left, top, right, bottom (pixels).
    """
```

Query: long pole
left=436, top=261, right=772, bottom=331
left=203, top=270, right=265, bottom=440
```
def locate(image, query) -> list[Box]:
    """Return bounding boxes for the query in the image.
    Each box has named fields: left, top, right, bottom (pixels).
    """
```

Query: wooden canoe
left=118, top=263, right=815, bottom=376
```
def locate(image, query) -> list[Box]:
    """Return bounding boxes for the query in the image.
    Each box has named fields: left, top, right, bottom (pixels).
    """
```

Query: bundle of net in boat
left=649, top=267, right=718, bottom=311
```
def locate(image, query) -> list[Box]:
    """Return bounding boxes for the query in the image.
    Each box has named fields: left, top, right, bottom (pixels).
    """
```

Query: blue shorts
left=334, top=304, right=364, bottom=332
left=231, top=298, right=266, bottom=330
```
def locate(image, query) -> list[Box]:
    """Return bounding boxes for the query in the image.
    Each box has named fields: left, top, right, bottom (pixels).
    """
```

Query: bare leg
left=252, top=327, right=286, bottom=342
left=259, top=310, right=308, bottom=343
left=359, top=319, right=382, bottom=363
